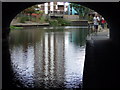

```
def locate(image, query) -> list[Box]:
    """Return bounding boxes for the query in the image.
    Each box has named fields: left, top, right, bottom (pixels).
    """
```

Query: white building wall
left=42, top=2, right=69, bottom=15
left=56, top=4, right=58, bottom=9
left=44, top=3, right=48, bottom=14
left=64, top=2, right=69, bottom=12
left=50, top=2, right=54, bottom=11
left=57, top=2, right=64, bottom=5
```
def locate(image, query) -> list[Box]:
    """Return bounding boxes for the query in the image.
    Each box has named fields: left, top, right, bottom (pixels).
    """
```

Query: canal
left=9, top=26, right=89, bottom=88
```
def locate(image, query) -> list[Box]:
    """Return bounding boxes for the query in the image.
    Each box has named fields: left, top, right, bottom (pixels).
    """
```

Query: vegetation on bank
left=49, top=18, right=71, bottom=26
left=10, top=25, right=23, bottom=30
left=19, top=16, right=29, bottom=23
left=15, top=14, right=71, bottom=26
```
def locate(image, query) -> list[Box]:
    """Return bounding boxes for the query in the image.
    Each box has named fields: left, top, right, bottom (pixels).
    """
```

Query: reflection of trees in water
left=70, top=28, right=88, bottom=46
left=9, top=27, right=88, bottom=52
left=9, top=29, right=45, bottom=49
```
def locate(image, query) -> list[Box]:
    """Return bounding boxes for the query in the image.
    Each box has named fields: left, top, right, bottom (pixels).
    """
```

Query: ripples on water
left=9, top=26, right=88, bottom=88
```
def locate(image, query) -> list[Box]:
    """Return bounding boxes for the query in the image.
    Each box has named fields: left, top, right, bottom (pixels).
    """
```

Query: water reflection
left=9, top=26, right=88, bottom=88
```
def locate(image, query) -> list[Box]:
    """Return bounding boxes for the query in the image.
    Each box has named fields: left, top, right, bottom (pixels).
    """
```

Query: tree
left=23, top=5, right=39, bottom=14
left=22, top=5, right=39, bottom=21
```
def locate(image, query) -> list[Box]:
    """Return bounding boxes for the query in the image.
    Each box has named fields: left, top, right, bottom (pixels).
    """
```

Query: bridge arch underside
left=2, top=2, right=120, bottom=89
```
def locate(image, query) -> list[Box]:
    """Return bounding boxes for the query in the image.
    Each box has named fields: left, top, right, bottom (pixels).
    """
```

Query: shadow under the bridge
left=83, top=39, right=120, bottom=88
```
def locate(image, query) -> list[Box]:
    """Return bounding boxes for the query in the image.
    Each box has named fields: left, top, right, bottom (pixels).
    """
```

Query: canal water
left=9, top=26, right=89, bottom=88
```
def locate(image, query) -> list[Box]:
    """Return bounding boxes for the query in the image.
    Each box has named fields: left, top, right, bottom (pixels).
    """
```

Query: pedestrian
left=99, top=16, right=103, bottom=30
left=93, top=15, right=100, bottom=34
left=101, top=17, right=106, bottom=29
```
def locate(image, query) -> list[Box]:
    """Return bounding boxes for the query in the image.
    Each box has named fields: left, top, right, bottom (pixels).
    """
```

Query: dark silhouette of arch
left=2, top=2, right=120, bottom=89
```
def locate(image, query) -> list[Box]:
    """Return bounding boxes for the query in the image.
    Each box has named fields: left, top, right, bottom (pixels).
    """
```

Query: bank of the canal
left=11, top=22, right=50, bottom=27
left=11, top=20, right=89, bottom=27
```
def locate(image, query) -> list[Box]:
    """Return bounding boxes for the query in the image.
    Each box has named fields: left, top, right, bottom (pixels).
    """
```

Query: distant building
left=38, top=2, right=69, bottom=18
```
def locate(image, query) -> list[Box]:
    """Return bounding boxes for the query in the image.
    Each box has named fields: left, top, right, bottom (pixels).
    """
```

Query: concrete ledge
left=11, top=23, right=50, bottom=27
left=70, top=20, right=88, bottom=26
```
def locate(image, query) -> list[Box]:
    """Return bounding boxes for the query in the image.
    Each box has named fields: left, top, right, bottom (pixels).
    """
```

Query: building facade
left=38, top=2, right=69, bottom=17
